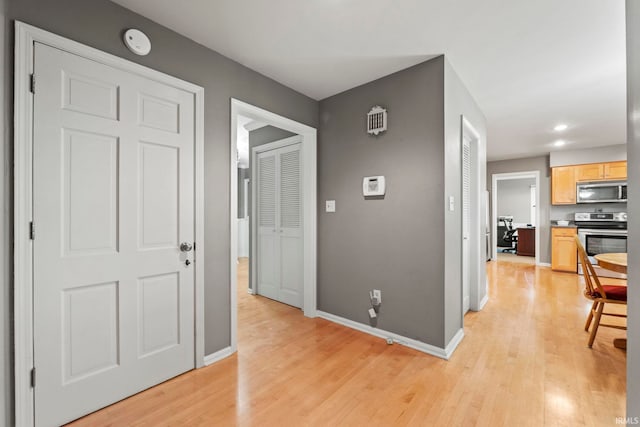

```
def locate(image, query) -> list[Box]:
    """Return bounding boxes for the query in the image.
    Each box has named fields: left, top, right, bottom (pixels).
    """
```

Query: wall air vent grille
left=367, top=106, right=387, bottom=136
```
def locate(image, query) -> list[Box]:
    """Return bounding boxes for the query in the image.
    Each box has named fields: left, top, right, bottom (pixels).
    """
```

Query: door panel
left=462, top=136, right=471, bottom=314
left=33, top=42, right=196, bottom=427
left=257, top=152, right=280, bottom=300
left=138, top=142, right=179, bottom=249
left=62, top=282, right=119, bottom=384
left=255, top=141, right=303, bottom=308
left=63, top=129, right=119, bottom=255
left=280, top=236, right=303, bottom=307
left=62, top=70, right=119, bottom=120
left=138, top=272, right=180, bottom=357
left=257, top=234, right=280, bottom=300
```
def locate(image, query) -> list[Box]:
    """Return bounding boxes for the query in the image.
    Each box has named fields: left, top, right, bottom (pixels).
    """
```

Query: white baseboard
left=478, top=294, right=489, bottom=310
left=445, top=328, right=465, bottom=358
left=203, top=346, right=234, bottom=366
left=537, top=262, right=551, bottom=267
left=316, top=310, right=456, bottom=360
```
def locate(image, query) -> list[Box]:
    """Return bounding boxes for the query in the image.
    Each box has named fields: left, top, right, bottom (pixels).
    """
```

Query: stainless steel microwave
left=576, top=181, right=627, bottom=203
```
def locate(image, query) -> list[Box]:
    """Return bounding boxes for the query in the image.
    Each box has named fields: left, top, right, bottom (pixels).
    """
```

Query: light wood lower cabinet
left=551, top=227, right=578, bottom=272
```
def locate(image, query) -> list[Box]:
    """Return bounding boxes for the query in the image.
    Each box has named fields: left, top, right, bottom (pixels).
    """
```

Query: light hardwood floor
left=68, top=258, right=626, bottom=426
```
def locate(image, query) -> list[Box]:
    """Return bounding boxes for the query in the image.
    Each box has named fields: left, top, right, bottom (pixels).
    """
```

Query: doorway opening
left=229, top=99, right=317, bottom=354
left=491, top=171, right=541, bottom=265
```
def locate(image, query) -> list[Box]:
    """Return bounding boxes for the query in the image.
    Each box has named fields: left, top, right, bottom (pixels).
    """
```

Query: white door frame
left=461, top=117, right=484, bottom=313
left=14, top=22, right=206, bottom=426
left=230, top=99, right=317, bottom=353
left=243, top=178, right=250, bottom=219
left=491, top=171, right=541, bottom=263
left=251, top=135, right=303, bottom=298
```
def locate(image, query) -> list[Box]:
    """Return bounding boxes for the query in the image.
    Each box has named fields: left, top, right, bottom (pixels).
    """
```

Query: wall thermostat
left=123, top=29, right=151, bottom=56
left=363, top=176, right=386, bottom=197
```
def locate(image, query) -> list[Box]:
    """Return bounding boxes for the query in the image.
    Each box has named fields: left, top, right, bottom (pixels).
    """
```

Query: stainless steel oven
left=575, top=212, right=627, bottom=279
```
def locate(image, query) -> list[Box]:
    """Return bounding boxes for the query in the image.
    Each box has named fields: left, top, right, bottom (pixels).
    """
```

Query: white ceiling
left=112, top=0, right=627, bottom=161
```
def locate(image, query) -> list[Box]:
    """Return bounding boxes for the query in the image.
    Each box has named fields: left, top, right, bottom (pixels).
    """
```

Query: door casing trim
left=14, top=21, right=206, bottom=426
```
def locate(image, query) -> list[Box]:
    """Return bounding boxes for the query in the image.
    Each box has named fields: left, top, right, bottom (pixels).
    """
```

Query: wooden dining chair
left=574, top=236, right=627, bottom=348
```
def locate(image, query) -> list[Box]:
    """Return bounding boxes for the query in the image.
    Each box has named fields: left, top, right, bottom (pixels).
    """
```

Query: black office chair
left=500, top=218, right=518, bottom=253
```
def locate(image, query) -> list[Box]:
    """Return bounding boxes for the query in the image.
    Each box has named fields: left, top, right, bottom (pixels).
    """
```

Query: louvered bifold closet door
left=277, top=143, right=303, bottom=308
left=256, top=151, right=280, bottom=302
left=462, top=136, right=471, bottom=313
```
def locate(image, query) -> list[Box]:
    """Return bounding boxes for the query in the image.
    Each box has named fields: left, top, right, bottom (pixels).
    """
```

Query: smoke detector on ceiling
left=123, top=29, right=151, bottom=56
left=367, top=106, right=387, bottom=136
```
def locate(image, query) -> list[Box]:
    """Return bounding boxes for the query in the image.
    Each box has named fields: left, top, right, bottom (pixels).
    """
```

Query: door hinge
left=30, top=367, right=35, bottom=388
left=29, top=221, right=35, bottom=240
left=29, top=74, right=35, bottom=94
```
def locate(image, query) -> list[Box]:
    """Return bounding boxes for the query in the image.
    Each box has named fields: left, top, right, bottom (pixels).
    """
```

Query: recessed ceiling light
left=553, top=123, right=568, bottom=132
left=553, top=140, right=566, bottom=147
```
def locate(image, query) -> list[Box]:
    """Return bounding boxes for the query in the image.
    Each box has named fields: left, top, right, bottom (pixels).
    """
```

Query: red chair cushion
left=591, top=285, right=628, bottom=301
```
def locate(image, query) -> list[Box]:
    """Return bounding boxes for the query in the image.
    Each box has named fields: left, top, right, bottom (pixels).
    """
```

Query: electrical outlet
left=373, top=289, right=381, bottom=303
left=325, top=200, right=336, bottom=213
left=368, top=308, right=377, bottom=318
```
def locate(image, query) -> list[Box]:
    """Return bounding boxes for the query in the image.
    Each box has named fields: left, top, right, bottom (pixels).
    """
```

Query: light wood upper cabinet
left=552, top=166, right=576, bottom=205
left=551, top=227, right=577, bottom=273
left=604, top=161, right=627, bottom=180
left=575, top=163, right=604, bottom=181
left=552, top=161, right=627, bottom=205
left=574, top=161, right=627, bottom=182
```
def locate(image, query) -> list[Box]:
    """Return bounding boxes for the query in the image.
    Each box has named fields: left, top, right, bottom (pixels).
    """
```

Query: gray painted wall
left=497, top=178, right=535, bottom=224
left=487, top=156, right=551, bottom=264
left=549, top=144, right=627, bottom=167
left=443, top=59, right=487, bottom=343
left=3, top=0, right=318, bottom=421
left=318, top=57, right=447, bottom=346
left=626, top=0, right=640, bottom=417
left=249, top=126, right=297, bottom=156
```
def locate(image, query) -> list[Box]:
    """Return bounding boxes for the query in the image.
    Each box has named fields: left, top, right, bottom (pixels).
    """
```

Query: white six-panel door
left=256, top=142, right=303, bottom=308
left=32, top=42, right=196, bottom=426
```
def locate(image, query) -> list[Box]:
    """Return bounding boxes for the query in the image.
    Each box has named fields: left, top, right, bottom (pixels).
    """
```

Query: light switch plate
left=326, top=200, right=336, bottom=213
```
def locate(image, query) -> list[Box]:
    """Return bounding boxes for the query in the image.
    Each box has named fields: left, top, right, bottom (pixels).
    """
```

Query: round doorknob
left=180, top=242, right=193, bottom=252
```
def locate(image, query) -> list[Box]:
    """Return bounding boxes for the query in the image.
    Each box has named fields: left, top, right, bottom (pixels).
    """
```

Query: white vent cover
left=367, top=106, right=387, bottom=136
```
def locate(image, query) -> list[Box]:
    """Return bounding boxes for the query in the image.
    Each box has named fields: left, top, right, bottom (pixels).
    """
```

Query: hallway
left=69, top=259, right=626, bottom=426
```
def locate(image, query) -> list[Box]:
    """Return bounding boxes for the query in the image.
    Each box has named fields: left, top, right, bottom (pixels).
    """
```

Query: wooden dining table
left=594, top=253, right=627, bottom=349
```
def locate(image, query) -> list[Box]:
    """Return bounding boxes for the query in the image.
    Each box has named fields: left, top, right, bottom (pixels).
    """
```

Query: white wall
left=443, top=58, right=487, bottom=343
left=549, top=144, right=626, bottom=167
left=497, top=178, right=535, bottom=225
